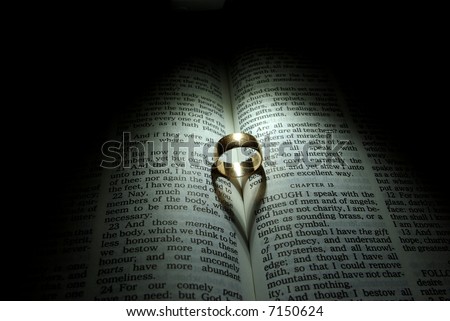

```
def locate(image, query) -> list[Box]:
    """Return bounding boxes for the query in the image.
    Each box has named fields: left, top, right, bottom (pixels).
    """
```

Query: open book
left=28, top=45, right=450, bottom=301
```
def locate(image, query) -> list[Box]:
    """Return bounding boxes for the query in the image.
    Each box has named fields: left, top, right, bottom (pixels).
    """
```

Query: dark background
left=37, top=3, right=447, bottom=169
left=48, top=4, right=447, bottom=190
left=7, top=2, right=449, bottom=299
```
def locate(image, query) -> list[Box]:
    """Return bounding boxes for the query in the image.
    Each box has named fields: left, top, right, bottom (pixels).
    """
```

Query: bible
left=26, top=44, right=450, bottom=301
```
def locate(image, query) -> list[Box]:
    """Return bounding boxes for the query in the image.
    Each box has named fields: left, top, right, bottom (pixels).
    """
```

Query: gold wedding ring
left=213, top=133, right=262, bottom=178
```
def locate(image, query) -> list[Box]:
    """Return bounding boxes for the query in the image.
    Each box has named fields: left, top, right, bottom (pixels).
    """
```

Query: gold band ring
left=213, top=133, right=262, bottom=178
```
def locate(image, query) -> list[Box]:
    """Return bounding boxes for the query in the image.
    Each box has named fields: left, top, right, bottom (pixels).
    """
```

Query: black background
left=48, top=4, right=448, bottom=192
left=36, top=3, right=447, bottom=171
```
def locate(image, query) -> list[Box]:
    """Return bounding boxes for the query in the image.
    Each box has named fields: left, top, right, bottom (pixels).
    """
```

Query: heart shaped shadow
left=211, top=166, right=266, bottom=244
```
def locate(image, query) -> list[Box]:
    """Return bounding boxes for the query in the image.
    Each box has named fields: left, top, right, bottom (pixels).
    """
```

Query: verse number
left=101, top=285, right=113, bottom=294
left=269, top=306, right=323, bottom=317
left=113, top=192, right=122, bottom=199
left=109, top=223, right=119, bottom=230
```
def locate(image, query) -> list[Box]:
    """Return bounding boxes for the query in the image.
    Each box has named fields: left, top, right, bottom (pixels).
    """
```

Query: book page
left=229, top=46, right=450, bottom=300
left=28, top=54, right=254, bottom=301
